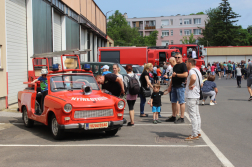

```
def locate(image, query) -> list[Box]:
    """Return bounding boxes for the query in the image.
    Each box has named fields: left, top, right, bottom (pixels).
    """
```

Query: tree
left=190, top=12, right=204, bottom=15
left=107, top=10, right=158, bottom=46
left=181, top=33, right=196, bottom=44
left=198, top=0, right=241, bottom=46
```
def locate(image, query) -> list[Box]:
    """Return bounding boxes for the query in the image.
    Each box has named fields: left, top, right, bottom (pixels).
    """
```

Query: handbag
left=193, top=69, right=203, bottom=100
left=141, top=87, right=151, bottom=97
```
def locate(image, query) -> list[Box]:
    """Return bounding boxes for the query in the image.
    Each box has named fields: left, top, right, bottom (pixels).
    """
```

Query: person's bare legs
left=176, top=102, right=180, bottom=116
left=129, top=110, right=134, bottom=124
left=172, top=103, right=177, bottom=117
left=180, top=103, right=185, bottom=118
left=248, top=86, right=252, bottom=96
left=218, top=72, right=221, bottom=79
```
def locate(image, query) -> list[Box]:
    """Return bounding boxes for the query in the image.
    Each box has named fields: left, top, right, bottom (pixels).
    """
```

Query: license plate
left=85, top=122, right=108, bottom=130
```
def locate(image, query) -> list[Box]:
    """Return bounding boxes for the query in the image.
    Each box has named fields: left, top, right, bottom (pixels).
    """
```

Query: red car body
left=18, top=51, right=126, bottom=139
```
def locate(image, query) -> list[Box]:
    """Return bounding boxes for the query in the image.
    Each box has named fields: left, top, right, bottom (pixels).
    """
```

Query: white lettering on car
left=71, top=97, right=108, bottom=102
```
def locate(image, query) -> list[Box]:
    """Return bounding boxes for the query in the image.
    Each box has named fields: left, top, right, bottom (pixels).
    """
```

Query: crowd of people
left=95, top=56, right=252, bottom=141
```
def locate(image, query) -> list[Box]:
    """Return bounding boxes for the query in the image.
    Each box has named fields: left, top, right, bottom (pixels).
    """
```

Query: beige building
left=106, top=36, right=114, bottom=47
left=0, top=0, right=107, bottom=109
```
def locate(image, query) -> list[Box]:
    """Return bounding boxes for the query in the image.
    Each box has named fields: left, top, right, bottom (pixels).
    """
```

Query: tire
left=105, top=128, right=119, bottom=136
left=50, top=114, right=64, bottom=140
left=22, top=107, right=34, bottom=128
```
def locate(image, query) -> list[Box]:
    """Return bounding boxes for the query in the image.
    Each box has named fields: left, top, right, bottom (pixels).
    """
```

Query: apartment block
left=125, top=14, right=208, bottom=46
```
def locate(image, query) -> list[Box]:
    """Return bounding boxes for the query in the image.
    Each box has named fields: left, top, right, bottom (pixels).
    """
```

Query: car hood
left=56, top=91, right=117, bottom=108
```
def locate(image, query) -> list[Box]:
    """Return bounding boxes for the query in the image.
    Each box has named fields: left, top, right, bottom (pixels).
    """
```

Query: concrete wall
left=0, top=0, right=7, bottom=110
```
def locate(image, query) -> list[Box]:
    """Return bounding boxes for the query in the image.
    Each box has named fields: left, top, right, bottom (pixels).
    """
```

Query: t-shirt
left=172, top=63, right=187, bottom=88
left=227, top=63, right=232, bottom=70
left=116, top=74, right=123, bottom=81
left=202, top=80, right=217, bottom=92
left=211, top=66, right=216, bottom=72
left=102, top=73, right=121, bottom=97
left=157, top=68, right=161, bottom=76
left=151, top=91, right=164, bottom=107
left=185, top=68, right=203, bottom=99
left=140, top=70, right=149, bottom=88
left=248, top=63, right=252, bottom=78
left=192, top=51, right=197, bottom=59
left=236, top=68, right=242, bottom=76
left=38, top=76, right=48, bottom=92
left=102, top=71, right=112, bottom=76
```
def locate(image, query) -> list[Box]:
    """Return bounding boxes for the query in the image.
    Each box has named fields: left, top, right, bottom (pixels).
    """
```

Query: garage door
left=53, top=11, right=62, bottom=64
left=6, top=0, right=27, bottom=104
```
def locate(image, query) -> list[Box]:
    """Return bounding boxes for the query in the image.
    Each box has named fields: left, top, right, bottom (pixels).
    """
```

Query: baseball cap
left=101, top=65, right=109, bottom=70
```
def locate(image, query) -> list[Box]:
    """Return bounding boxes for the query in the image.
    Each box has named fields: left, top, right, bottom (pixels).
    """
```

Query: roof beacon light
left=84, top=64, right=91, bottom=71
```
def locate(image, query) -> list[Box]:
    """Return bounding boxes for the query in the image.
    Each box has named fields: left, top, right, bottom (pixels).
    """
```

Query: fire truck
left=167, top=44, right=205, bottom=68
left=98, top=47, right=180, bottom=66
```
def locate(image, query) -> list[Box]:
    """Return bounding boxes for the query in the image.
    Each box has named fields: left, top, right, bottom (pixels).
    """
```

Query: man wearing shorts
left=247, top=62, right=252, bottom=101
left=167, top=53, right=188, bottom=123
left=226, top=61, right=232, bottom=79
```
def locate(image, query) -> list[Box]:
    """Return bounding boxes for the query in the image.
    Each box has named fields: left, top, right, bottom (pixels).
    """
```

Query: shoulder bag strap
left=193, top=69, right=201, bottom=88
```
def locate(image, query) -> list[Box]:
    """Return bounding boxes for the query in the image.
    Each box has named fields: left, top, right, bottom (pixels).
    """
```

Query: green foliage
left=190, top=12, right=204, bottom=15
left=107, top=10, right=158, bottom=46
left=198, top=0, right=242, bottom=46
left=181, top=34, right=196, bottom=44
left=247, top=25, right=252, bottom=34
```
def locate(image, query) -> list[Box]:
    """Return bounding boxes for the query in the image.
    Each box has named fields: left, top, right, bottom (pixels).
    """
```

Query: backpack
left=125, top=74, right=140, bottom=95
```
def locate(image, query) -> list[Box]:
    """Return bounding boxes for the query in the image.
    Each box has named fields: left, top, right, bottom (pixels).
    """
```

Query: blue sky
left=95, top=0, right=251, bottom=28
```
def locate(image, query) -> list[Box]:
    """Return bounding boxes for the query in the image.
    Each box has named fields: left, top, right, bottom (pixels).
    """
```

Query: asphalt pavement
left=0, top=78, right=251, bottom=167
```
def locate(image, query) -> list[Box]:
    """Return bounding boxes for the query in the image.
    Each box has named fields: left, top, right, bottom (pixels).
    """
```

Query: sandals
left=127, top=122, right=134, bottom=126
left=140, top=114, right=148, bottom=117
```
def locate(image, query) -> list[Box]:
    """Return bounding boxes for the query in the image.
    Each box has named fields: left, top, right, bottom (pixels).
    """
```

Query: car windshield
left=118, top=64, right=127, bottom=75
left=50, top=75, right=99, bottom=92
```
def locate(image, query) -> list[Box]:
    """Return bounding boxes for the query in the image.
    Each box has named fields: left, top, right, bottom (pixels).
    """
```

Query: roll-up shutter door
left=6, top=0, right=27, bottom=104
left=53, top=11, right=62, bottom=64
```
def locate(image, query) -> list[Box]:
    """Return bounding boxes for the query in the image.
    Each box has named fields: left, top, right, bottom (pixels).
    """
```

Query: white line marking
left=123, top=124, right=191, bottom=126
left=0, top=144, right=208, bottom=148
left=184, top=112, right=234, bottom=167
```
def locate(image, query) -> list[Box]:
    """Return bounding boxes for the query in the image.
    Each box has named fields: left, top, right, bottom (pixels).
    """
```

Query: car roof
left=121, top=64, right=142, bottom=67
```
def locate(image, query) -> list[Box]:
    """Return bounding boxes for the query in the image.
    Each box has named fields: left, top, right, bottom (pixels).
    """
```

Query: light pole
left=106, top=10, right=113, bottom=33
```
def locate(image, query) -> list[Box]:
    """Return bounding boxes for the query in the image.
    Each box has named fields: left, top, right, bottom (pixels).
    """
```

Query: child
left=156, top=66, right=161, bottom=84
left=150, top=84, right=169, bottom=124
left=236, top=65, right=242, bottom=88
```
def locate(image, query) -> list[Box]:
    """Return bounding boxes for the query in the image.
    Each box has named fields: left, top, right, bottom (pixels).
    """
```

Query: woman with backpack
left=124, top=64, right=141, bottom=126
left=139, top=63, right=154, bottom=117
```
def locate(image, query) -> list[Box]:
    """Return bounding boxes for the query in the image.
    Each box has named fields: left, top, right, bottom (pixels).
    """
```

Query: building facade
left=125, top=14, right=208, bottom=46
left=0, top=0, right=107, bottom=109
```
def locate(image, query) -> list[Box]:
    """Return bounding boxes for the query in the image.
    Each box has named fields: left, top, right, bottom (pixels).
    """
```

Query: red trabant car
left=18, top=50, right=126, bottom=140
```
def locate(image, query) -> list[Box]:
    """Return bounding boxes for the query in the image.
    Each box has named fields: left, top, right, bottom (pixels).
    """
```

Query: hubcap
left=52, top=118, right=58, bottom=136
left=24, top=110, right=28, bottom=125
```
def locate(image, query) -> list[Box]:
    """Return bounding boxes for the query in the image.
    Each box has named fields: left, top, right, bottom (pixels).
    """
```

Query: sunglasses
left=175, top=57, right=181, bottom=59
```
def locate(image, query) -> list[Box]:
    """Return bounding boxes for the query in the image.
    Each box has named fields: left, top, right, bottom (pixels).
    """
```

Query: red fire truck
left=167, top=44, right=205, bottom=68
left=98, top=47, right=180, bottom=66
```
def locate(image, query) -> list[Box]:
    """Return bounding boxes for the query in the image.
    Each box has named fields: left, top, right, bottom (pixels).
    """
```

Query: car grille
left=74, top=109, right=114, bottom=119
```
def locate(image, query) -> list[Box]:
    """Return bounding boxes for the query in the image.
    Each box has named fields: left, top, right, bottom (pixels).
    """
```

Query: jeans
left=139, top=93, right=146, bottom=115
left=171, top=87, right=185, bottom=104
left=237, top=76, right=241, bottom=86
left=202, top=91, right=216, bottom=101
left=186, top=98, right=201, bottom=137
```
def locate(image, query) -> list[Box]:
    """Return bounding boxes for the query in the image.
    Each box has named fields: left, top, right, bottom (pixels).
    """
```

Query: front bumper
left=58, top=118, right=127, bottom=130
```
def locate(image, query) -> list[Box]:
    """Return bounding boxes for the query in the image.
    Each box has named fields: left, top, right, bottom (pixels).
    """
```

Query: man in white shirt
left=185, top=58, right=203, bottom=141
left=192, top=48, right=197, bottom=59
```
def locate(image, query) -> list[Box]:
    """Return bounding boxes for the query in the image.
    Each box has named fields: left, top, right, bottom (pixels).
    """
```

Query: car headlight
left=64, top=104, right=72, bottom=113
left=117, top=100, right=125, bottom=110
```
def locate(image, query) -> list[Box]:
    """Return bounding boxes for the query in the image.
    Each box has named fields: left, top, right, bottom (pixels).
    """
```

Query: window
left=180, top=30, right=182, bottom=35
left=196, top=40, right=199, bottom=44
left=184, top=29, right=192, bottom=35
left=162, top=31, right=169, bottom=36
left=184, top=19, right=192, bottom=24
left=193, top=29, right=201, bottom=35
left=180, top=40, right=183, bottom=44
left=194, top=18, right=201, bottom=24
left=139, top=31, right=143, bottom=36
left=161, top=20, right=169, bottom=26
left=171, top=30, right=173, bottom=36
left=133, top=22, right=136, bottom=27
left=171, top=40, right=174, bottom=44
left=162, top=41, right=169, bottom=46
left=179, top=19, right=182, bottom=25
left=170, top=19, right=173, bottom=25
left=127, top=21, right=130, bottom=26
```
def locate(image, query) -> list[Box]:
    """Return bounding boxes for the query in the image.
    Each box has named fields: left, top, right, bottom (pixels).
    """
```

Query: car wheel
left=50, top=114, right=64, bottom=140
left=105, top=128, right=119, bottom=136
left=22, top=107, right=34, bottom=128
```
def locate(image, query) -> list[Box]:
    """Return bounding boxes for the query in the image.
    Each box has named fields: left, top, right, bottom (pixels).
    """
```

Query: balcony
left=145, top=25, right=156, bottom=30
left=144, top=20, right=156, bottom=30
